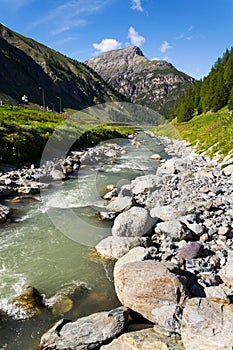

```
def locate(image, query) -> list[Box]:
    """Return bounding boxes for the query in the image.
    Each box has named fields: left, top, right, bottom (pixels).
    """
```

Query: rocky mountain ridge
left=0, top=24, right=125, bottom=111
left=86, top=46, right=195, bottom=116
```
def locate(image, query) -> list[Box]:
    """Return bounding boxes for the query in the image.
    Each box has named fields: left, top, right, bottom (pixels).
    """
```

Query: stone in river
left=40, top=306, right=129, bottom=350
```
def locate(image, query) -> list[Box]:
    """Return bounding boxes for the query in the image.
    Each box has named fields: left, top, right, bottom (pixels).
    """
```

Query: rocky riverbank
left=1, top=132, right=233, bottom=349
left=39, top=133, right=233, bottom=350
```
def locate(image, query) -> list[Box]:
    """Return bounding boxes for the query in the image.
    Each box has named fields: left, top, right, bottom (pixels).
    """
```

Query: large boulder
left=95, top=236, right=148, bottom=260
left=112, top=207, right=156, bottom=237
left=114, top=255, right=187, bottom=333
left=100, top=327, right=185, bottom=350
left=218, top=250, right=233, bottom=287
left=181, top=298, right=233, bottom=350
left=40, top=306, right=129, bottom=350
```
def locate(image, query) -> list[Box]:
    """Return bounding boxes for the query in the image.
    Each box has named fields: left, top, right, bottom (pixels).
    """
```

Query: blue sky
left=1, top=0, right=233, bottom=79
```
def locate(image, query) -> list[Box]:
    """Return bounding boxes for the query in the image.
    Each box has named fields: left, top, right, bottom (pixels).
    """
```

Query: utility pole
left=39, top=86, right=45, bottom=110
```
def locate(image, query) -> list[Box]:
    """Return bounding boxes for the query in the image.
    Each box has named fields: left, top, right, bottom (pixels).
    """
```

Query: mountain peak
left=86, top=46, right=195, bottom=116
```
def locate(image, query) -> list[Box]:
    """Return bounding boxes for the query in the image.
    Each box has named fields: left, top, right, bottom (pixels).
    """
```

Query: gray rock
left=0, top=204, right=10, bottom=223
left=112, top=207, right=156, bottom=237
left=40, top=306, right=129, bottom=350
left=181, top=298, right=233, bottom=350
left=156, top=158, right=186, bottom=176
left=102, top=188, right=118, bottom=200
left=100, top=327, right=185, bottom=350
left=0, top=185, right=12, bottom=196
left=50, top=169, right=66, bottom=181
left=131, top=174, right=161, bottom=196
left=219, top=250, right=233, bottom=287
left=150, top=205, right=178, bottom=221
left=154, top=220, right=193, bottom=241
left=106, top=196, right=132, bottom=213
left=95, top=236, right=148, bottom=260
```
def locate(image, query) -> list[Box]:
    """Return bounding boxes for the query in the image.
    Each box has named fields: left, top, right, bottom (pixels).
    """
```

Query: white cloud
left=128, top=26, right=145, bottom=46
left=50, top=26, right=70, bottom=36
left=93, top=39, right=122, bottom=54
left=131, top=0, right=144, bottom=12
left=160, top=40, right=172, bottom=53
left=32, top=0, right=110, bottom=31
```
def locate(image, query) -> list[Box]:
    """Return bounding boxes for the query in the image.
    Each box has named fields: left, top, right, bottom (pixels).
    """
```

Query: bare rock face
left=40, top=306, right=129, bottom=350
left=181, top=298, right=233, bottom=350
left=86, top=46, right=194, bottom=116
left=100, top=327, right=185, bottom=350
left=114, top=257, right=187, bottom=333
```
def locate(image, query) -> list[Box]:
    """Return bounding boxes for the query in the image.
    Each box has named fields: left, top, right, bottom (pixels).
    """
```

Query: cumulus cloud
left=160, top=40, right=172, bottom=53
left=93, top=39, right=122, bottom=53
left=131, top=0, right=144, bottom=12
left=128, top=26, right=145, bottom=46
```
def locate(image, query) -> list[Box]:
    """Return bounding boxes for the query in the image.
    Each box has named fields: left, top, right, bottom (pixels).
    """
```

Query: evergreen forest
left=171, top=47, right=233, bottom=122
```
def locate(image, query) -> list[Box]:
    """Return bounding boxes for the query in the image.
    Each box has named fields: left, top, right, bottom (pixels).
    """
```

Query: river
left=0, top=132, right=169, bottom=349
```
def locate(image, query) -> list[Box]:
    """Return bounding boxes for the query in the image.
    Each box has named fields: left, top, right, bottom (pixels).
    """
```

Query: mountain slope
left=0, top=24, right=125, bottom=111
left=86, top=46, right=195, bottom=116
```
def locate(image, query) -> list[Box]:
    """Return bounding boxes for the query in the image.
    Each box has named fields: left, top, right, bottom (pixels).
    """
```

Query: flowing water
left=0, top=132, right=169, bottom=349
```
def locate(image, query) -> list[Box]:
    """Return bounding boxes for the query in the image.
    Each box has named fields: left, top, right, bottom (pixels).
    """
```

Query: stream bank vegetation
left=0, top=104, right=134, bottom=165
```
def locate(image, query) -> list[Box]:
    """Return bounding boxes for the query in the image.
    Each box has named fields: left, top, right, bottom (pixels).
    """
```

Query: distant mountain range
left=86, top=46, right=195, bottom=116
left=0, top=24, right=194, bottom=117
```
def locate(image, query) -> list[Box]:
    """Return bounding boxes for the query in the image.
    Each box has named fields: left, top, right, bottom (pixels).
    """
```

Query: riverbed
left=0, top=132, right=168, bottom=349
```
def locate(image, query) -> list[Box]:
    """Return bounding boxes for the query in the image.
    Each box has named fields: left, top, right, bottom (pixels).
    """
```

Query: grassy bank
left=0, top=105, right=134, bottom=165
left=152, top=111, right=233, bottom=160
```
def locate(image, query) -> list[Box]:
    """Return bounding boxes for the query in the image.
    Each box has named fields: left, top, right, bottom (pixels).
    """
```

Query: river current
left=0, top=132, right=169, bottom=349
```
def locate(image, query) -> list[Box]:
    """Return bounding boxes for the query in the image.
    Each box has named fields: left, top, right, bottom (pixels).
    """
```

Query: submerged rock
left=12, top=286, right=45, bottom=319
left=40, top=306, right=129, bottom=350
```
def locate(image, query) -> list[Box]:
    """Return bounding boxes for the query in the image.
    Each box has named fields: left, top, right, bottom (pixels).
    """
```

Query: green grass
left=0, top=105, right=134, bottom=165
left=152, top=111, right=233, bottom=160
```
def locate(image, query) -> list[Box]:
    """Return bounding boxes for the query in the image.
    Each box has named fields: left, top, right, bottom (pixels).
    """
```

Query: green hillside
left=0, top=105, right=133, bottom=165
left=0, top=24, right=125, bottom=111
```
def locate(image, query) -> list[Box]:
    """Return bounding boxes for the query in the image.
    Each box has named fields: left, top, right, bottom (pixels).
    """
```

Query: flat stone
left=95, top=236, right=148, bottom=260
left=40, top=306, right=129, bottom=350
left=131, top=175, right=161, bottom=196
left=100, top=328, right=185, bottom=350
left=106, top=196, right=132, bottom=213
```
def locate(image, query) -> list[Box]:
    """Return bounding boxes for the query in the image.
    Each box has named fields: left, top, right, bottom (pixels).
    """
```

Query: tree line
left=170, top=47, right=233, bottom=122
